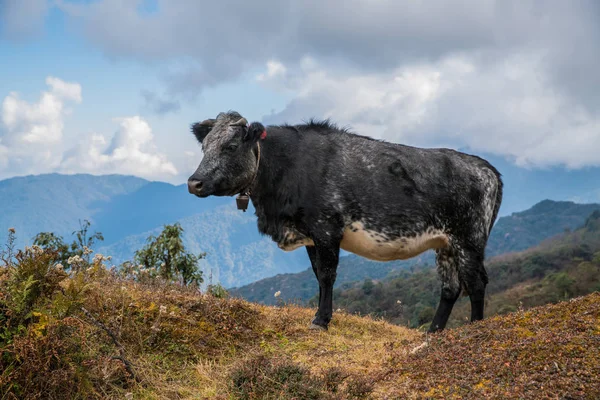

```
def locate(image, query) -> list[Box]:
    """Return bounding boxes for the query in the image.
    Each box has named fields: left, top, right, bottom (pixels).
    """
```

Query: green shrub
left=207, top=283, right=229, bottom=299
left=134, top=223, right=205, bottom=286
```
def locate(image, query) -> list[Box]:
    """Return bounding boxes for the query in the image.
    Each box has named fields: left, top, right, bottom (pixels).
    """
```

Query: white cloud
left=0, top=77, right=178, bottom=182
left=54, top=0, right=600, bottom=171
left=4, top=1, right=600, bottom=176
left=256, top=61, right=287, bottom=83
left=0, top=77, right=81, bottom=178
left=1, top=76, right=81, bottom=144
left=260, top=52, right=600, bottom=169
left=60, top=116, right=178, bottom=180
left=45, top=76, right=83, bottom=103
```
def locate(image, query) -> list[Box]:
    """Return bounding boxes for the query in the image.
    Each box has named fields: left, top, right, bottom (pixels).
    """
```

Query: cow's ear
left=191, top=119, right=216, bottom=144
left=244, top=122, right=267, bottom=142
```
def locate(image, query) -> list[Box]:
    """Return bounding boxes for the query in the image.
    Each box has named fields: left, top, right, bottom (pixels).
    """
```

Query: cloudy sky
left=1, top=0, right=599, bottom=184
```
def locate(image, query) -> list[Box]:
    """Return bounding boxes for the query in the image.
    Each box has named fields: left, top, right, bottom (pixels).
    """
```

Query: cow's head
left=187, top=111, right=265, bottom=198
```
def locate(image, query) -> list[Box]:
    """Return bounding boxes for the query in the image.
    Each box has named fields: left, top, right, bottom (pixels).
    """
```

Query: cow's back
left=308, top=131, right=500, bottom=229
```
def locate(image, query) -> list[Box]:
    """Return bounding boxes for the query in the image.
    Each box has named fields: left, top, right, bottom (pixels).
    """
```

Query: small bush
left=134, top=222, right=205, bottom=286
left=229, top=353, right=326, bottom=399
left=207, top=283, right=229, bottom=299
left=345, top=375, right=375, bottom=399
left=228, top=353, right=374, bottom=400
left=0, top=229, right=133, bottom=399
left=1, top=245, right=67, bottom=343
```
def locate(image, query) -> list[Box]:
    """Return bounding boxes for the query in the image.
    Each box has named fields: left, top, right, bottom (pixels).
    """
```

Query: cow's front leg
left=308, top=237, right=340, bottom=331
left=306, top=245, right=321, bottom=321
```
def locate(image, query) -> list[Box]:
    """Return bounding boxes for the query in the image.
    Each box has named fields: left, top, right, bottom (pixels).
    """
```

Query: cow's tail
left=487, top=169, right=503, bottom=237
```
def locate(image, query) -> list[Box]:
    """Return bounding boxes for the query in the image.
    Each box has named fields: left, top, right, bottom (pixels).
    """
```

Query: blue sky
left=0, top=0, right=599, bottom=213
left=0, top=0, right=294, bottom=183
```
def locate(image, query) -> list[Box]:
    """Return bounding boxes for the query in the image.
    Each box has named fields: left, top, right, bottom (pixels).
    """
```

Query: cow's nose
left=187, top=179, right=203, bottom=194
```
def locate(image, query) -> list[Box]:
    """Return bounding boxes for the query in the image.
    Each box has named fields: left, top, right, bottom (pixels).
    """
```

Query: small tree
left=362, top=279, right=374, bottom=295
left=71, top=220, right=104, bottom=263
left=417, top=306, right=435, bottom=326
left=134, top=223, right=205, bottom=286
left=32, top=219, right=104, bottom=267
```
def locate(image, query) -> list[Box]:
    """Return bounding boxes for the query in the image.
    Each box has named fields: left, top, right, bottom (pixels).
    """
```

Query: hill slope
left=1, top=250, right=598, bottom=399
left=230, top=200, right=600, bottom=304
left=487, top=199, right=600, bottom=256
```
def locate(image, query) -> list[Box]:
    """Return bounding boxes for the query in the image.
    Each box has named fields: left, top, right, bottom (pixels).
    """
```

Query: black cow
left=187, top=111, right=503, bottom=333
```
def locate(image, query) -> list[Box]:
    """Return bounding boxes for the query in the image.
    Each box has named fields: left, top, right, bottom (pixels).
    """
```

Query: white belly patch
left=340, top=222, right=449, bottom=261
left=277, top=222, right=449, bottom=261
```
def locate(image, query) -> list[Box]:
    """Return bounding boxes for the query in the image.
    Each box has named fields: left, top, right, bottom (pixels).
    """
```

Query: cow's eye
left=225, top=144, right=238, bottom=152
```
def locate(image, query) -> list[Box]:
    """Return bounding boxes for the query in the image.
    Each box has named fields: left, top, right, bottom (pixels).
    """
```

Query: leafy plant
left=0, top=243, right=67, bottom=343
left=32, top=219, right=104, bottom=267
left=207, top=283, right=229, bottom=298
left=134, top=223, right=205, bottom=286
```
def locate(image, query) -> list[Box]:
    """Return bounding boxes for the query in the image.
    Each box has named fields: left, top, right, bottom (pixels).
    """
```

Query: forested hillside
left=331, top=210, right=600, bottom=329
left=230, top=200, right=600, bottom=304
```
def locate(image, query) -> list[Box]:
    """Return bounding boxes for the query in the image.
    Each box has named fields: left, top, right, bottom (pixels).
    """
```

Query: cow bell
left=236, top=193, right=250, bottom=212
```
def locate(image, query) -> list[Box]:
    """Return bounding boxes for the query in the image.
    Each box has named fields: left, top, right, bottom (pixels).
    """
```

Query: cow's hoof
left=309, top=323, right=328, bottom=331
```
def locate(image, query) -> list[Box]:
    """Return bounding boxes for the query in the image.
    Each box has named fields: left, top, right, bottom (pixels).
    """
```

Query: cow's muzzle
left=187, top=178, right=205, bottom=197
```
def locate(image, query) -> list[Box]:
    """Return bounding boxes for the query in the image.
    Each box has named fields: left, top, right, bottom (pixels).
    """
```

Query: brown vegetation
left=1, top=224, right=599, bottom=399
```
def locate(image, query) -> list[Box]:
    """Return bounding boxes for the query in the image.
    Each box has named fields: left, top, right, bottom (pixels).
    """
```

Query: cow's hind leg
left=429, top=248, right=461, bottom=333
left=458, top=249, right=488, bottom=323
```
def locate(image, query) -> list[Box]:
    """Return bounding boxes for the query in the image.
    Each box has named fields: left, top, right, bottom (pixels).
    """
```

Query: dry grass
left=381, top=291, right=600, bottom=399
left=1, top=253, right=598, bottom=399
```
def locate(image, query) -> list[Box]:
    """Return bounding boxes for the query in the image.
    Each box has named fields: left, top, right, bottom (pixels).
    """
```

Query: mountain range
left=0, top=173, right=308, bottom=288
left=0, top=168, right=599, bottom=288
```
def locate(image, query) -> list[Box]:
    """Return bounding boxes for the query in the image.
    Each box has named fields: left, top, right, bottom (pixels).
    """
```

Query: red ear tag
left=260, top=130, right=267, bottom=140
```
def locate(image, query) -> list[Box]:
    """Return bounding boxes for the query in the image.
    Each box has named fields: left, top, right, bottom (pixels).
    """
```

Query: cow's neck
left=250, top=134, right=293, bottom=202
left=240, top=141, right=262, bottom=197
left=248, top=132, right=302, bottom=234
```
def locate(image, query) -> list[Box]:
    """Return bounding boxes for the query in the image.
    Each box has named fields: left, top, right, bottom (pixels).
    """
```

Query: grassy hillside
left=231, top=200, right=600, bottom=305
left=331, top=210, right=600, bottom=329
left=1, top=242, right=598, bottom=399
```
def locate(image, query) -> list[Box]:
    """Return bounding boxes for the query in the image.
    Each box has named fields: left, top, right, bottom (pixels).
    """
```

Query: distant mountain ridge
left=91, top=181, right=230, bottom=247
left=1, top=173, right=599, bottom=290
left=0, top=173, right=309, bottom=288
left=97, top=203, right=310, bottom=288
left=0, top=173, right=148, bottom=249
